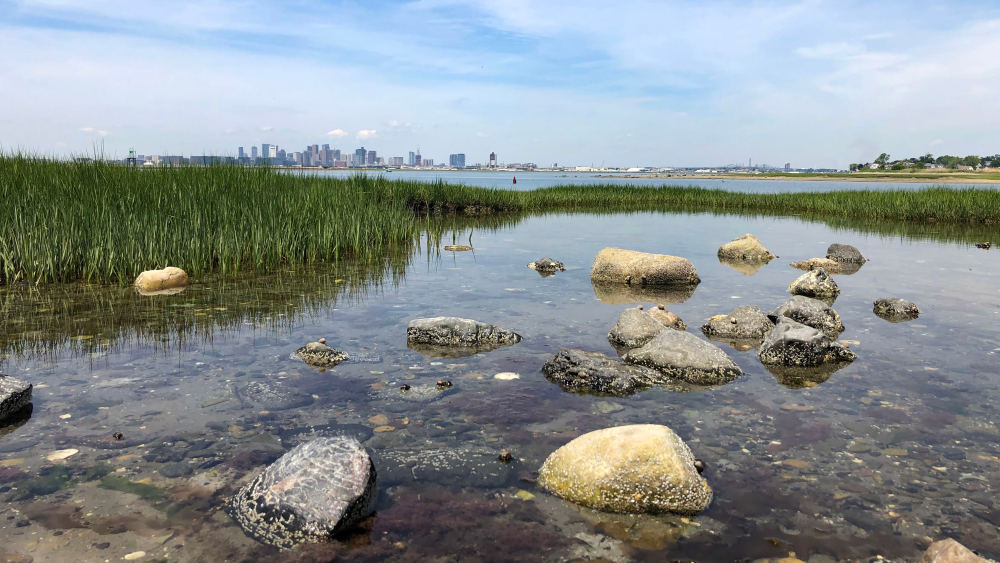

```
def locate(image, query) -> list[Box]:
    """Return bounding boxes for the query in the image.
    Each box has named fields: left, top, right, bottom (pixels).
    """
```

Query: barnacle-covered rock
left=700, top=305, right=774, bottom=340
left=527, top=257, right=565, bottom=277
left=768, top=296, right=845, bottom=338
left=826, top=243, right=866, bottom=264
left=759, top=317, right=856, bottom=367
left=295, top=341, right=349, bottom=368
left=0, top=374, right=32, bottom=425
left=608, top=308, right=667, bottom=351
left=406, top=317, right=521, bottom=357
left=622, top=330, right=742, bottom=386
left=873, top=298, right=920, bottom=323
left=591, top=248, right=700, bottom=287
left=717, top=234, right=776, bottom=261
left=787, top=267, right=840, bottom=303
left=538, top=424, right=712, bottom=514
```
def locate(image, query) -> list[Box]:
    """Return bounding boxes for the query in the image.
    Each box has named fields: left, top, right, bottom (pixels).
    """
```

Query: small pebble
left=657, top=304, right=665, bottom=310
left=436, top=380, right=453, bottom=388
left=113, top=432, right=124, bottom=440
left=498, top=450, right=513, bottom=463
left=637, top=305, right=644, bottom=310
left=319, top=338, right=326, bottom=344
left=694, top=459, right=706, bottom=474
left=399, top=384, right=411, bottom=392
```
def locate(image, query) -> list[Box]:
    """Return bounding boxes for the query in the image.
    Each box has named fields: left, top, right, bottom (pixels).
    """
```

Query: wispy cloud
left=356, top=129, right=377, bottom=140
left=326, top=129, right=348, bottom=137
left=260, top=126, right=272, bottom=132
left=79, top=127, right=93, bottom=132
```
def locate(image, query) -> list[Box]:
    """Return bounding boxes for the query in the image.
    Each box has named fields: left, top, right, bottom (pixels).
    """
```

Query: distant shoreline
left=597, top=174, right=1000, bottom=184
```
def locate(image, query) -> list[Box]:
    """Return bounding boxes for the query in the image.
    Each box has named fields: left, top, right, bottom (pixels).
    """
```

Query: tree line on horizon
left=849, top=153, right=1000, bottom=172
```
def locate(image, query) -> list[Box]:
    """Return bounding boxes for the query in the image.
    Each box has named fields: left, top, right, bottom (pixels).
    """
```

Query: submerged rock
left=236, top=381, right=314, bottom=411
left=758, top=317, right=856, bottom=367
left=591, top=248, right=700, bottom=287
left=873, top=298, right=920, bottom=323
left=647, top=305, right=687, bottom=330
left=134, top=267, right=188, bottom=293
left=294, top=341, right=349, bottom=368
left=406, top=317, right=520, bottom=358
left=700, top=306, right=774, bottom=340
left=826, top=243, right=867, bottom=264
left=768, top=296, right=845, bottom=338
left=374, top=446, right=512, bottom=488
left=228, top=436, right=377, bottom=549
left=608, top=308, right=668, bottom=350
left=0, top=375, right=32, bottom=425
left=542, top=348, right=659, bottom=397
left=622, top=330, right=742, bottom=386
left=920, top=538, right=988, bottom=563
left=787, top=268, right=840, bottom=302
left=717, top=234, right=776, bottom=261
left=443, top=244, right=472, bottom=252
left=527, top=257, right=565, bottom=276
left=538, top=424, right=712, bottom=514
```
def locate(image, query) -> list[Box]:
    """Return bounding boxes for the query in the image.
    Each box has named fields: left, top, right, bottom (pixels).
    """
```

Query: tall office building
left=251, top=146, right=258, bottom=160
left=784, top=163, right=791, bottom=172
left=238, top=147, right=245, bottom=159
left=332, top=149, right=341, bottom=161
left=367, top=150, right=377, bottom=165
left=261, top=144, right=276, bottom=161
left=414, top=151, right=422, bottom=166
left=408, top=151, right=415, bottom=166
left=449, top=154, right=466, bottom=168
left=355, top=147, right=367, bottom=166
left=322, top=144, right=330, bottom=150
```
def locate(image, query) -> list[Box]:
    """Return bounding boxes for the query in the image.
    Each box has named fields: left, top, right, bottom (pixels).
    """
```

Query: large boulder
left=134, top=267, right=188, bottom=293
left=608, top=308, right=667, bottom=350
left=647, top=305, right=687, bottom=330
left=295, top=341, right=349, bottom=368
left=873, top=298, right=920, bottom=323
left=759, top=318, right=856, bottom=367
left=0, top=374, right=32, bottom=424
left=591, top=248, right=700, bottom=287
left=826, top=243, right=866, bottom=264
left=920, top=538, right=989, bottom=563
left=700, top=306, right=774, bottom=340
left=768, top=296, right=844, bottom=338
left=228, top=436, right=377, bottom=549
left=788, top=268, right=840, bottom=302
left=717, top=234, right=776, bottom=261
left=622, top=330, right=742, bottom=386
left=537, top=424, right=712, bottom=515
left=542, top=348, right=660, bottom=397
left=406, top=317, right=521, bottom=357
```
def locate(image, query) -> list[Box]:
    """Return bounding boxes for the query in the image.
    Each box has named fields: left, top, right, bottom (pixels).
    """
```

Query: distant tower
left=489, top=152, right=497, bottom=169
left=126, top=148, right=137, bottom=167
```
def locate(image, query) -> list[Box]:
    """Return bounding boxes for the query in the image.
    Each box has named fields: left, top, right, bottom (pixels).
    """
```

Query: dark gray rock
left=374, top=446, right=511, bottom=488
left=608, top=308, right=667, bottom=350
left=787, top=268, right=840, bottom=302
left=542, top=348, right=660, bottom=396
left=236, top=381, right=314, bottom=411
left=873, top=298, right=920, bottom=323
left=768, top=296, right=845, bottom=338
left=0, top=375, right=32, bottom=424
left=406, top=317, right=521, bottom=357
left=228, top=436, right=377, bottom=549
left=759, top=318, right=857, bottom=367
left=160, top=462, right=193, bottom=478
left=826, top=243, right=867, bottom=264
left=701, top=305, right=774, bottom=340
left=294, top=341, right=349, bottom=368
left=527, top=257, right=565, bottom=276
left=622, top=330, right=743, bottom=386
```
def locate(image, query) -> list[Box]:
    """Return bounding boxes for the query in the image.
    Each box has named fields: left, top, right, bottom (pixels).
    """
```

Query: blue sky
left=2, top=0, right=1000, bottom=167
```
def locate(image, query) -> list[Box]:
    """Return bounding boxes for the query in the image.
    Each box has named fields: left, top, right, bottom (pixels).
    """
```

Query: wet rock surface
left=406, top=317, right=521, bottom=357
left=538, top=424, right=712, bottom=514
left=759, top=317, right=857, bottom=367
left=622, top=329, right=743, bottom=386
left=294, top=341, right=349, bottom=368
left=590, top=248, right=700, bottom=286
left=768, top=295, right=845, bottom=338
left=920, top=538, right=989, bottom=563
left=235, top=381, right=314, bottom=411
left=527, top=257, right=565, bottom=276
left=133, top=266, right=188, bottom=292
left=700, top=305, right=774, bottom=340
left=790, top=257, right=863, bottom=275
left=717, top=234, right=776, bottom=261
left=788, top=267, right=841, bottom=302
left=608, top=307, right=668, bottom=350
left=874, top=298, right=921, bottom=322
left=374, top=446, right=512, bottom=488
left=646, top=306, right=687, bottom=330
left=278, top=423, right=374, bottom=449
left=826, top=243, right=867, bottom=264
left=541, top=348, right=659, bottom=396
left=0, top=375, right=32, bottom=424
left=227, top=436, right=377, bottom=549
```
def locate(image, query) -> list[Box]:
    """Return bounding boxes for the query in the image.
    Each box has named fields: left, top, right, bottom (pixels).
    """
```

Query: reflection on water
left=0, top=210, right=999, bottom=563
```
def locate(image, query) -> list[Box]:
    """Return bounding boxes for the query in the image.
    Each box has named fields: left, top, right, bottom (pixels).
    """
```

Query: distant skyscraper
left=367, top=150, right=377, bottom=165
left=414, top=149, right=422, bottom=166
left=784, top=163, right=791, bottom=172
left=251, top=146, right=258, bottom=160
left=332, top=149, right=341, bottom=161
left=238, top=147, right=245, bottom=159
left=322, top=144, right=330, bottom=150
left=261, top=144, right=275, bottom=161
left=449, top=154, right=466, bottom=168
left=423, top=159, right=433, bottom=166
left=408, top=151, right=415, bottom=165
left=355, top=147, right=367, bottom=166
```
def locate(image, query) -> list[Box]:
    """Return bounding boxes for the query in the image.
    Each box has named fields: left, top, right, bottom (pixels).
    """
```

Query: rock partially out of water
left=294, top=341, right=349, bottom=368
left=228, top=436, right=377, bottom=549
left=374, top=446, right=512, bottom=488
left=236, top=381, right=314, bottom=411
left=789, top=257, right=862, bottom=275
left=826, top=243, right=867, bottom=264
left=406, top=317, right=521, bottom=357
left=758, top=318, right=857, bottom=368
left=873, top=298, right=920, bottom=323
left=542, top=348, right=659, bottom=397
left=622, top=330, right=742, bottom=386
left=608, top=308, right=667, bottom=351
left=717, top=234, right=776, bottom=261
left=527, top=257, right=565, bottom=277
left=787, top=268, right=840, bottom=302
left=538, top=424, right=712, bottom=514
left=0, top=375, right=32, bottom=425
left=0, top=404, right=33, bottom=442
left=768, top=296, right=845, bottom=338
left=920, top=538, right=989, bottom=563
left=134, top=267, right=188, bottom=292
left=700, top=305, right=774, bottom=340
left=591, top=248, right=700, bottom=287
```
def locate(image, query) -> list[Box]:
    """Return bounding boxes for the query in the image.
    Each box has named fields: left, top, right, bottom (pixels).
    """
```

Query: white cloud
left=79, top=127, right=93, bottom=132
left=326, top=129, right=348, bottom=137
left=98, top=130, right=108, bottom=136
left=356, top=129, right=377, bottom=140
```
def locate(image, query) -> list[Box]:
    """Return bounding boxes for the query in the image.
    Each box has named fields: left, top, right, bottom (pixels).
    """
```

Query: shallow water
left=1, top=211, right=998, bottom=563
left=293, top=169, right=999, bottom=193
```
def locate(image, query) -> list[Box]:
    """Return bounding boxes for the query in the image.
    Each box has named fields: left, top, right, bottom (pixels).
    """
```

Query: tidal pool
left=0, top=211, right=997, bottom=563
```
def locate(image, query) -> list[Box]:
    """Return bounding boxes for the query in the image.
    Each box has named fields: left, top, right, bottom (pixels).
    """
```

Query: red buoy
left=513, top=176, right=517, bottom=184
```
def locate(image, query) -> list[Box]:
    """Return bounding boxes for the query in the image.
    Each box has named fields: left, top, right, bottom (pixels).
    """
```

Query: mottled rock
left=375, top=446, right=511, bottom=488
left=527, top=257, right=565, bottom=276
left=759, top=318, right=856, bottom=367
left=160, top=462, right=193, bottom=478
left=622, top=330, right=742, bottom=386
left=278, top=424, right=374, bottom=450
left=920, top=539, right=989, bottom=563
left=873, top=298, right=920, bottom=323
left=134, top=267, right=188, bottom=293
left=768, top=296, right=845, bottom=338
left=236, top=381, right=314, bottom=411
left=0, top=375, right=32, bottom=425
left=787, top=268, right=840, bottom=302
left=608, top=308, right=667, bottom=350
left=542, top=348, right=659, bottom=397
left=538, top=424, right=712, bottom=514
left=647, top=306, right=687, bottom=330
left=591, top=248, right=700, bottom=287
left=717, top=234, right=776, bottom=261
left=700, top=306, right=774, bottom=340
left=591, top=281, right=697, bottom=306
left=443, top=244, right=472, bottom=251
left=826, top=243, right=866, bottom=264
left=294, top=341, right=349, bottom=368
left=790, top=257, right=862, bottom=275
left=227, top=436, right=376, bottom=549
left=406, top=317, right=521, bottom=357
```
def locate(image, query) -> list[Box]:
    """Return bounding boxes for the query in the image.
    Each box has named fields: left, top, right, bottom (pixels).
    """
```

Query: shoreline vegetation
left=1, top=156, right=998, bottom=285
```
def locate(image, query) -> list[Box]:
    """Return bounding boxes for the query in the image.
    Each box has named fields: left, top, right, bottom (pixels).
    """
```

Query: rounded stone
left=717, top=234, right=776, bottom=261
left=134, top=267, right=188, bottom=292
left=701, top=305, right=774, bottom=340
left=622, top=330, right=743, bottom=386
left=591, top=248, right=700, bottom=287
left=826, top=243, right=866, bottom=264
left=295, top=342, right=349, bottom=368
left=787, top=268, right=840, bottom=302
left=537, top=424, right=712, bottom=514
left=608, top=308, right=668, bottom=350
left=873, top=298, right=920, bottom=323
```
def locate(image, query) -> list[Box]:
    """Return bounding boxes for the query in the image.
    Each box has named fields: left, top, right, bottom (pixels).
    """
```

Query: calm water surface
left=0, top=212, right=998, bottom=563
